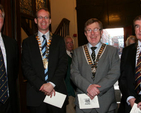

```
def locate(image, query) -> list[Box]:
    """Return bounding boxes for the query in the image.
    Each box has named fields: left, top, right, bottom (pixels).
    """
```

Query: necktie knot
left=91, top=47, right=97, bottom=51
left=42, top=35, right=46, bottom=40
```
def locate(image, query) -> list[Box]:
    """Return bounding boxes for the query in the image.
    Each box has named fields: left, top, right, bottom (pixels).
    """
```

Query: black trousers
left=0, top=98, right=11, bottom=113
left=29, top=101, right=66, bottom=113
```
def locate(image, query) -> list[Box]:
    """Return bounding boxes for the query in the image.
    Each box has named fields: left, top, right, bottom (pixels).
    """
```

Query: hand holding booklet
left=130, top=103, right=141, bottom=113
left=43, top=91, right=66, bottom=108
left=78, top=94, right=99, bottom=109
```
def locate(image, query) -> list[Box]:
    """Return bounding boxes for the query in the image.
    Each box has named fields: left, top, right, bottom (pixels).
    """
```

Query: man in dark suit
left=119, top=15, right=141, bottom=112
left=0, top=4, right=19, bottom=113
left=64, top=36, right=76, bottom=113
left=22, top=8, right=68, bottom=113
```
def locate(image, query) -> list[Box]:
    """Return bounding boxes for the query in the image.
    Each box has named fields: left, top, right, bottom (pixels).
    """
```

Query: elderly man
left=119, top=15, right=141, bottom=113
left=71, top=18, right=120, bottom=113
left=0, top=4, right=19, bottom=113
left=64, top=36, right=76, bottom=113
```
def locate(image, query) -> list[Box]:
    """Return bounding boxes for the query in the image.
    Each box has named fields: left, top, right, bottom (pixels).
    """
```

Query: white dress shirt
left=0, top=32, right=7, bottom=72
left=66, top=50, right=73, bottom=58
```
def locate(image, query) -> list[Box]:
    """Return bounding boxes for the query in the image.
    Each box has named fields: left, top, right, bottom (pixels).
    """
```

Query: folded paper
left=43, top=91, right=66, bottom=108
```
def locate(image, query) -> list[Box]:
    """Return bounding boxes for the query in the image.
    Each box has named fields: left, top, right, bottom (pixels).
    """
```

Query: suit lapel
left=129, top=44, right=137, bottom=73
left=31, top=35, right=45, bottom=77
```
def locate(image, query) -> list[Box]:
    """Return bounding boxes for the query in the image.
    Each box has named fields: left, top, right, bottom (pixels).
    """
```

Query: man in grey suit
left=71, top=18, right=120, bottom=113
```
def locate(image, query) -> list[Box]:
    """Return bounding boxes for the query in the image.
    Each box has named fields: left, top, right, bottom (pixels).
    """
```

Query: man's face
left=0, top=10, right=4, bottom=32
left=34, top=9, right=51, bottom=34
left=134, top=20, right=141, bottom=41
left=84, top=22, right=103, bottom=46
left=65, top=37, right=74, bottom=51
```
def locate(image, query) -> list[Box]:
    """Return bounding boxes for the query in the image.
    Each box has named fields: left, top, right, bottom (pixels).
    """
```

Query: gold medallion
left=92, top=67, right=96, bottom=73
left=43, top=58, right=48, bottom=69
left=83, top=44, right=106, bottom=79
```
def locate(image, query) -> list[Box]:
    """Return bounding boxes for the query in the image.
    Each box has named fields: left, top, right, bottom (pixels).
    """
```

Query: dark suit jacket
left=22, top=33, right=68, bottom=106
left=118, top=43, right=140, bottom=113
left=2, top=35, right=19, bottom=113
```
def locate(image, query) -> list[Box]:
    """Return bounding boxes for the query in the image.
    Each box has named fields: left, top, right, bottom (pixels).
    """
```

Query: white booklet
left=78, top=94, right=99, bottom=109
left=43, top=91, right=67, bottom=108
left=130, top=103, right=141, bottom=113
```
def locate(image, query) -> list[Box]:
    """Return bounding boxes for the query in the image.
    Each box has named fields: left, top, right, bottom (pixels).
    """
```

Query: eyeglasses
left=135, top=25, right=141, bottom=29
left=86, top=28, right=101, bottom=33
left=37, top=16, right=49, bottom=20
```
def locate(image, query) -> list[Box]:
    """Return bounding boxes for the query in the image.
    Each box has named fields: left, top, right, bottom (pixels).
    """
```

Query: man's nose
left=139, top=27, right=141, bottom=32
left=91, top=30, right=95, bottom=34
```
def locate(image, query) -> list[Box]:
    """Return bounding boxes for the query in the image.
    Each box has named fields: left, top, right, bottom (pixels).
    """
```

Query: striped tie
left=42, top=35, right=48, bottom=81
left=0, top=47, right=8, bottom=104
left=135, top=51, right=141, bottom=94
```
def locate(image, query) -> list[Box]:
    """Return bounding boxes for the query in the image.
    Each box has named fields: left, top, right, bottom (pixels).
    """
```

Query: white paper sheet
left=130, top=103, right=141, bottom=113
left=43, top=91, right=66, bottom=108
left=78, top=94, right=99, bottom=109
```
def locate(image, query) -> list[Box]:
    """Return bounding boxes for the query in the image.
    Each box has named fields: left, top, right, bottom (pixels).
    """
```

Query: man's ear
left=49, top=19, right=51, bottom=25
left=34, top=18, right=37, bottom=24
left=100, top=30, right=103, bottom=36
left=84, top=31, right=87, bottom=37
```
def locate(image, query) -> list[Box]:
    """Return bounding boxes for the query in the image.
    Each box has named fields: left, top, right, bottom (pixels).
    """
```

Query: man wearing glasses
left=22, top=8, right=68, bottom=113
left=71, top=18, right=120, bottom=113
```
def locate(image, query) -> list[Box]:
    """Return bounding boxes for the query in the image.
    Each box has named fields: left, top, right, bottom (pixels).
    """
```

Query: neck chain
left=36, top=32, right=52, bottom=59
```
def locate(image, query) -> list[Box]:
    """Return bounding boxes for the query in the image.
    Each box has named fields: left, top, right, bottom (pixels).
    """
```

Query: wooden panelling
left=76, top=0, right=140, bottom=46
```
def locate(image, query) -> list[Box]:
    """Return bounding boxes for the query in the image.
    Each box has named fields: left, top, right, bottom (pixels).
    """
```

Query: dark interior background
left=76, top=0, right=140, bottom=46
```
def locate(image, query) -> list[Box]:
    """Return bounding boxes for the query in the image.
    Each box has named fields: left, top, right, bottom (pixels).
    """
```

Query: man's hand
left=137, top=102, right=141, bottom=110
left=87, top=84, right=101, bottom=99
left=44, top=89, right=56, bottom=97
left=128, top=98, right=136, bottom=107
left=40, top=82, right=54, bottom=95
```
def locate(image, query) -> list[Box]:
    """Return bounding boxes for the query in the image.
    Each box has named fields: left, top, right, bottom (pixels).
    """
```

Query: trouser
left=76, top=105, right=115, bottom=113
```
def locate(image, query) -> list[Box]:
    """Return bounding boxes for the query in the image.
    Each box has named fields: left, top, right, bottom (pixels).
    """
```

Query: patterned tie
left=135, top=51, right=141, bottom=94
left=42, top=35, right=48, bottom=81
left=91, top=47, right=97, bottom=62
left=0, top=47, right=8, bottom=104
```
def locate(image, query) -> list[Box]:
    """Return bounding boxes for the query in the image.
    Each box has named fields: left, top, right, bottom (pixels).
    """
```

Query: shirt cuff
left=127, top=96, right=135, bottom=105
left=49, top=82, right=56, bottom=87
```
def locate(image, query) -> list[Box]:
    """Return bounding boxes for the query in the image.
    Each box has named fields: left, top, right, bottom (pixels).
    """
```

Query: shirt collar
left=0, top=32, right=1, bottom=38
left=138, top=40, right=141, bottom=47
left=66, top=50, right=73, bottom=58
left=88, top=42, right=102, bottom=50
left=38, top=30, right=49, bottom=40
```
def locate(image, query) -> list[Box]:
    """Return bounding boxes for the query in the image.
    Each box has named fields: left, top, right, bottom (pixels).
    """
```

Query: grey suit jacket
left=71, top=43, right=120, bottom=113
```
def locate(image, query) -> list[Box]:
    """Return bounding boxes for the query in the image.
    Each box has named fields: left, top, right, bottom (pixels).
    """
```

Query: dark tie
left=91, top=47, right=97, bottom=62
left=70, top=52, right=73, bottom=57
left=42, top=35, right=48, bottom=81
left=135, top=51, right=141, bottom=94
left=0, top=47, right=8, bottom=104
